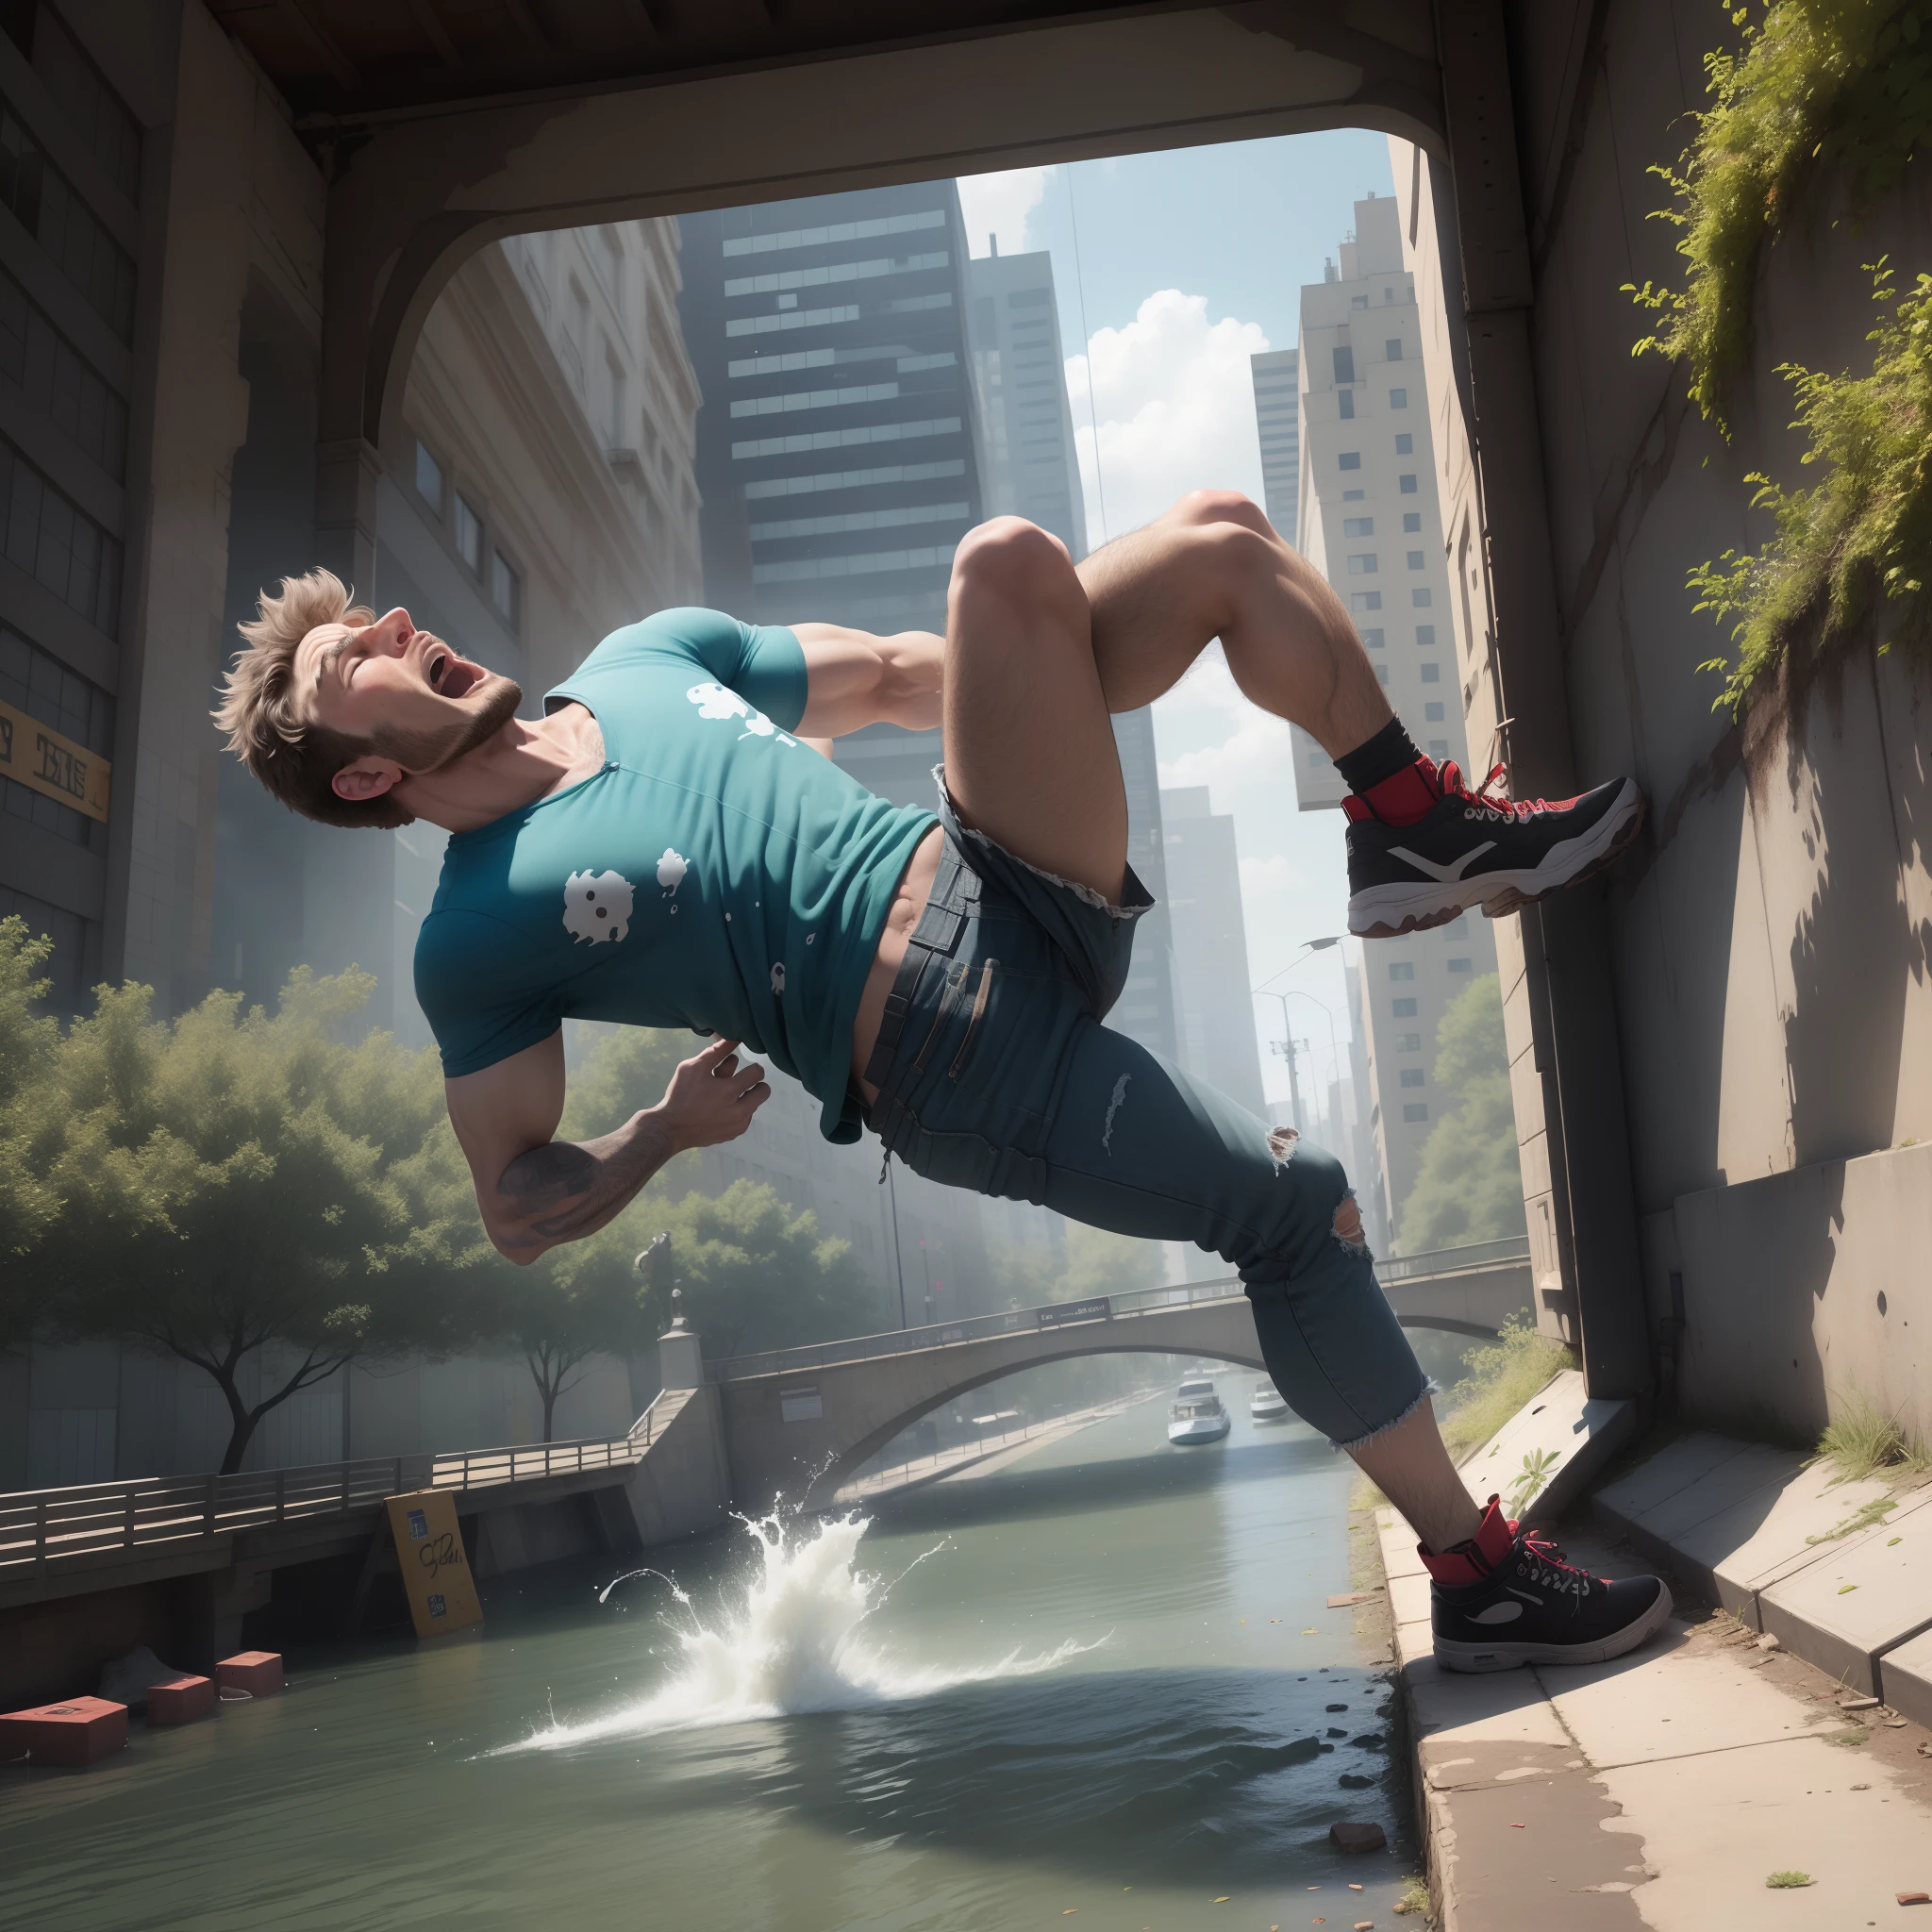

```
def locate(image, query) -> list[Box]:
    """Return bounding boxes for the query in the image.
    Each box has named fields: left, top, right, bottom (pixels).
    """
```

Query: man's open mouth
left=425, top=646, right=483, bottom=701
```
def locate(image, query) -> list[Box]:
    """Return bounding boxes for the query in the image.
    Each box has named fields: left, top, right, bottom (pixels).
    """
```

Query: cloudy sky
left=957, top=133, right=1396, bottom=1115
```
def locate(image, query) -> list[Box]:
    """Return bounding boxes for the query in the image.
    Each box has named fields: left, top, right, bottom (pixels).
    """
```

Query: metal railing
left=708, top=1236, right=1534, bottom=1383
left=0, top=1389, right=683, bottom=1586
left=1374, top=1235, right=1531, bottom=1284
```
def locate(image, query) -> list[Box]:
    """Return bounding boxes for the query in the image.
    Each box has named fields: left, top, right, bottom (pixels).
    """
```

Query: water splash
left=501, top=1510, right=1096, bottom=1751
left=594, top=1566, right=691, bottom=1607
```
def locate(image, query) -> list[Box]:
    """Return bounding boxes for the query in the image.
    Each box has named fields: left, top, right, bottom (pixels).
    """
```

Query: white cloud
left=956, top=168, right=1050, bottom=258
left=1064, top=290, right=1271, bottom=549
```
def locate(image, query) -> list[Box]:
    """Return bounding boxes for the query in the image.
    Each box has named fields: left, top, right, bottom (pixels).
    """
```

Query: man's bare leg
left=1078, top=489, right=1392, bottom=752
left=941, top=510, right=1480, bottom=1552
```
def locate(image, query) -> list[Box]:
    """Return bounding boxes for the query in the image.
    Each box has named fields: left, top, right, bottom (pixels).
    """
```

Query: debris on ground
left=1329, top=1822, right=1386, bottom=1854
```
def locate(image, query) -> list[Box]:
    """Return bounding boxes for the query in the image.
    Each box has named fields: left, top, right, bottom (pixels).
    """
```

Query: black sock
left=1333, top=717, right=1424, bottom=795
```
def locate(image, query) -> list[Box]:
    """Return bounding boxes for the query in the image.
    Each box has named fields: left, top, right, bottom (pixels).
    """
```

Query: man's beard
left=374, top=673, right=525, bottom=776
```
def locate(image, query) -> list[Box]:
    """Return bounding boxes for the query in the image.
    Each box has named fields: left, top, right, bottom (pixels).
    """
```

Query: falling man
left=216, top=491, right=1668, bottom=1672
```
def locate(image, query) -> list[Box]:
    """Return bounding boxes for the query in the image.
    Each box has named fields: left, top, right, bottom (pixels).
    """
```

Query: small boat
left=1249, top=1379, right=1291, bottom=1424
left=1168, top=1376, right=1231, bottom=1446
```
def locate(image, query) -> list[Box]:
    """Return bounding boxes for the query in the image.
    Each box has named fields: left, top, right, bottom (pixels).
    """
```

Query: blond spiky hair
left=214, top=569, right=409, bottom=829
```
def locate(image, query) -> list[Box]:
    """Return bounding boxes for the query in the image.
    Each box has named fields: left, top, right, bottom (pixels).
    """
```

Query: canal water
left=2, top=1386, right=1414, bottom=1931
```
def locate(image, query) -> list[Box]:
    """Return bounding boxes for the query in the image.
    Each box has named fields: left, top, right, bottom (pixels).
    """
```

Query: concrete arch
left=310, top=8, right=1452, bottom=583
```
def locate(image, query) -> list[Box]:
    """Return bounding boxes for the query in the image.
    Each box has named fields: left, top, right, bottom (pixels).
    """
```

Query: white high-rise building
left=1285, top=192, right=1499, bottom=1249
left=1249, top=347, right=1300, bottom=541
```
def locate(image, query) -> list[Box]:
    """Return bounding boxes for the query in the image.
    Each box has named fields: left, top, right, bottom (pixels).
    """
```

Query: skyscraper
left=1288, top=192, right=1500, bottom=1247
left=965, top=245, right=1087, bottom=554
left=1160, top=786, right=1267, bottom=1117
left=1249, top=347, right=1300, bottom=542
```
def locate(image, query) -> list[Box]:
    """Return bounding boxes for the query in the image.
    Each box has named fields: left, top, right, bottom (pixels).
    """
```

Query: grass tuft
left=1765, top=1870, right=1813, bottom=1889
left=1392, top=1876, right=1431, bottom=1917
left=1437, top=1316, right=1577, bottom=1465
left=1818, top=1392, right=1930, bottom=1483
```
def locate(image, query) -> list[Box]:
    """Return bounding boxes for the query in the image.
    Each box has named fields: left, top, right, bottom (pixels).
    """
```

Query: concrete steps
left=1593, top=1432, right=1932, bottom=1708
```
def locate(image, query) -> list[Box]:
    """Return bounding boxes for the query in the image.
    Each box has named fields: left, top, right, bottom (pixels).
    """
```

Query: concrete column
left=658, top=1320, right=704, bottom=1392
left=1433, top=1, right=1650, bottom=1399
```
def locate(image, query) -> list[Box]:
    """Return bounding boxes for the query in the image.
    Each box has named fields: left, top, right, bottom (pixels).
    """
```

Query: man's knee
left=1169, top=489, right=1276, bottom=541
left=951, top=517, right=1078, bottom=611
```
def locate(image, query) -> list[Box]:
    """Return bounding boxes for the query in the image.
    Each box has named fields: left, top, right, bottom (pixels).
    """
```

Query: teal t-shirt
left=412, top=608, right=937, bottom=1142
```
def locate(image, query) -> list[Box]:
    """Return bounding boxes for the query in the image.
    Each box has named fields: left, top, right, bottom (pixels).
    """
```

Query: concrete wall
left=625, top=1385, right=733, bottom=1546
left=1401, top=3, right=1932, bottom=1437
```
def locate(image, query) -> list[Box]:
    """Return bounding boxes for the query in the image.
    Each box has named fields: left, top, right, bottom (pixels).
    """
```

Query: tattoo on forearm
left=494, top=1115, right=676, bottom=1254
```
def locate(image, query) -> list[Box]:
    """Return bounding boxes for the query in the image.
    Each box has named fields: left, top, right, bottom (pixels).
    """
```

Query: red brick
left=215, top=1651, right=284, bottom=1696
left=145, top=1675, right=214, bottom=1725
left=0, top=1697, right=127, bottom=1765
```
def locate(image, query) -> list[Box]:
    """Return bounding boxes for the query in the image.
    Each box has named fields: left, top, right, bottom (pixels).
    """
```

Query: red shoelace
left=1438, top=759, right=1558, bottom=821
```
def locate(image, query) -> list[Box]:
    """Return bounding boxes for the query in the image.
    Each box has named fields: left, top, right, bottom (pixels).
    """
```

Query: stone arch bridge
left=706, top=1241, right=1530, bottom=1507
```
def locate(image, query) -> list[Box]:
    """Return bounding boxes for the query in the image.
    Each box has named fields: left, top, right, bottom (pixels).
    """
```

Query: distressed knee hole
left=1331, top=1191, right=1368, bottom=1255
left=1266, top=1125, right=1299, bottom=1168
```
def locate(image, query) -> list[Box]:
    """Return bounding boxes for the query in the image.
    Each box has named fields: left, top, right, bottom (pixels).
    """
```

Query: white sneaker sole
left=1432, top=1576, right=1674, bottom=1674
left=1346, top=778, right=1644, bottom=940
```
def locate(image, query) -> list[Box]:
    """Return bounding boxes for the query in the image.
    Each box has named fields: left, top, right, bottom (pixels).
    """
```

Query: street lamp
left=1253, top=937, right=1342, bottom=1135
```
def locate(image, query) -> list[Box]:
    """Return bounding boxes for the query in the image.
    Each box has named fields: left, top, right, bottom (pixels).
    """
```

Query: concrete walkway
left=1374, top=1426, right=1932, bottom=1928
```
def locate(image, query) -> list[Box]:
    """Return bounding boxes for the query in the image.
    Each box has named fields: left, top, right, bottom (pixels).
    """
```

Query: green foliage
left=1395, top=974, right=1528, bottom=1254
left=1765, top=1870, right=1814, bottom=1887
left=0, top=920, right=64, bottom=1346
left=1629, top=0, right=1932, bottom=430
left=1439, top=1314, right=1577, bottom=1464
left=629, top=1178, right=873, bottom=1362
left=992, top=1220, right=1166, bottom=1310
left=1689, top=260, right=1932, bottom=709
left=1817, top=1388, right=1931, bottom=1478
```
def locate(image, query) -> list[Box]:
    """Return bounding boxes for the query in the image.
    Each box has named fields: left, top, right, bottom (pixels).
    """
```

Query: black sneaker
left=1425, top=1508, right=1673, bottom=1674
left=1344, top=758, right=1645, bottom=939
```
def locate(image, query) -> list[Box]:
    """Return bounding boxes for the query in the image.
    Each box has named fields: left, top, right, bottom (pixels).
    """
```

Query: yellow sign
left=0, top=695, right=109, bottom=822
left=384, top=1490, right=484, bottom=1639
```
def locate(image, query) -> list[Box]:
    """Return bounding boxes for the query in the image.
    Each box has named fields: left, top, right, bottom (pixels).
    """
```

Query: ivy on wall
left=1627, top=1, right=1932, bottom=712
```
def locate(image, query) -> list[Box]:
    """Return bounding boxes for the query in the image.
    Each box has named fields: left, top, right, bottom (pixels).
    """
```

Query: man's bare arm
left=791, top=622, right=944, bottom=737
left=446, top=1033, right=770, bottom=1263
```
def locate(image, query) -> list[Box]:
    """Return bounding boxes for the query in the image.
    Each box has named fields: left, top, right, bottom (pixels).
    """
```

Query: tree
left=991, top=1221, right=1166, bottom=1310
left=0, top=920, right=64, bottom=1351
left=629, top=1179, right=872, bottom=1361
left=50, top=967, right=487, bottom=1472
left=1395, top=973, right=1528, bottom=1254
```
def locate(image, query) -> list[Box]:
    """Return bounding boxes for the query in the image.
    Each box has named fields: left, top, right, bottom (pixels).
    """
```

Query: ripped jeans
left=862, top=777, right=1431, bottom=1451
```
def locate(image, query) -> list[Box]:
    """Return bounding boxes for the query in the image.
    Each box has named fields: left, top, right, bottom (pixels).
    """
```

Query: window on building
left=1428, top=738, right=1449, bottom=757
left=1390, top=387, right=1407, bottom=408
left=1442, top=916, right=1469, bottom=935
left=1403, top=1102, right=1429, bottom=1123
left=1338, top=389, right=1355, bottom=419
left=1386, top=338, right=1404, bottom=361
left=1389, top=961, right=1414, bottom=981
left=0, top=435, right=121, bottom=635
left=1396, top=1032, right=1422, bottom=1052
left=1339, top=452, right=1361, bottom=471
left=490, top=549, right=521, bottom=628
left=1420, top=662, right=1441, bottom=683
left=1403, top=511, right=1422, bottom=532
left=1347, top=553, right=1378, bottom=575
left=1342, top=488, right=1365, bottom=501
left=1399, top=474, right=1418, bottom=493
left=1351, top=293, right=1369, bottom=308
left=1352, top=591, right=1382, bottom=612
left=1394, top=432, right=1414, bottom=454
left=1307, top=747, right=1330, bottom=767
left=1424, top=702, right=1445, bottom=722
left=454, top=492, right=483, bottom=571
left=1405, top=549, right=1424, bottom=569
left=776, top=291, right=798, bottom=310
left=1416, top=624, right=1436, bottom=645
left=1392, top=997, right=1417, bottom=1017
left=1400, top=1068, right=1425, bottom=1088
left=1413, top=589, right=1432, bottom=608
left=415, top=440, right=444, bottom=514
left=1374, top=663, right=1389, bottom=686
left=1343, top=516, right=1374, bottom=537
left=1332, top=346, right=1356, bottom=384
left=1447, top=958, right=1473, bottom=974
left=1360, top=627, right=1385, bottom=648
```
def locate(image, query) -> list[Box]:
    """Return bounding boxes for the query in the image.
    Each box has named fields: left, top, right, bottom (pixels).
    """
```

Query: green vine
left=1690, top=260, right=1932, bottom=709
left=1627, top=2, right=1932, bottom=711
